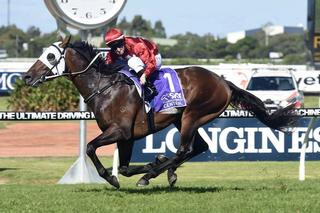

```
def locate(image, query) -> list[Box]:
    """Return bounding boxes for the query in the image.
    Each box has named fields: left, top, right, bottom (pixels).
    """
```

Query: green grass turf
left=303, top=95, right=320, bottom=108
left=1, top=157, right=320, bottom=212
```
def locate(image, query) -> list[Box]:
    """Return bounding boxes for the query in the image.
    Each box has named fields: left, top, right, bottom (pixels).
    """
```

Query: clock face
left=45, top=0, right=127, bottom=29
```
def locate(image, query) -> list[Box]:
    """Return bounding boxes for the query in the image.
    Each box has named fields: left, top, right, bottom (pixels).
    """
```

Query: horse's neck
left=71, top=71, right=118, bottom=104
left=66, top=47, right=121, bottom=106
left=71, top=71, right=100, bottom=98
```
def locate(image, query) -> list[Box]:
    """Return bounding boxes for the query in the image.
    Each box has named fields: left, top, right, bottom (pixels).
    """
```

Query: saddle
left=117, top=69, right=158, bottom=102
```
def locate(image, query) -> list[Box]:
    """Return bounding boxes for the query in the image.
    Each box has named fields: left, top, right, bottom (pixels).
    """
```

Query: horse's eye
left=47, top=53, right=56, bottom=64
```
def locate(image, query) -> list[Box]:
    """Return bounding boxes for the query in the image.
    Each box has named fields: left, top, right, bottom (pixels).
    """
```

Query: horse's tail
left=226, top=80, right=297, bottom=131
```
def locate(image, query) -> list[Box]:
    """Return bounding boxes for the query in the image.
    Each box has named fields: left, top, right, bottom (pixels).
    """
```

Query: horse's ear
left=60, top=35, right=72, bottom=48
left=57, top=35, right=64, bottom=42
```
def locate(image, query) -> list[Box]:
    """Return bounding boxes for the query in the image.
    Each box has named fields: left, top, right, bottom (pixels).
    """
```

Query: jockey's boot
left=136, top=70, right=157, bottom=101
left=144, top=80, right=158, bottom=102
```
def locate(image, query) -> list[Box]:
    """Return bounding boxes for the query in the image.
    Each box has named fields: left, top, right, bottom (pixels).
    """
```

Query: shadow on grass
left=75, top=185, right=247, bottom=194
left=0, top=168, right=18, bottom=172
left=73, top=182, right=291, bottom=194
left=120, top=186, right=245, bottom=194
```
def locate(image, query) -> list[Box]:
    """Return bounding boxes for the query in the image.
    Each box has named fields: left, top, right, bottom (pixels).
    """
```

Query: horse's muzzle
left=23, top=73, right=44, bottom=87
left=22, top=73, right=32, bottom=86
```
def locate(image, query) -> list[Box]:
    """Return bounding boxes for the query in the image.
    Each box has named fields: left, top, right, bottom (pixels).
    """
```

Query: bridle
left=46, top=50, right=104, bottom=80
left=33, top=43, right=67, bottom=86
left=36, top=41, right=127, bottom=104
left=36, top=43, right=104, bottom=84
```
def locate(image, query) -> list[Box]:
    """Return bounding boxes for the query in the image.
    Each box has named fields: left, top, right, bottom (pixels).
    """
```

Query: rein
left=44, top=51, right=104, bottom=81
left=41, top=42, right=130, bottom=104
left=84, top=79, right=125, bottom=104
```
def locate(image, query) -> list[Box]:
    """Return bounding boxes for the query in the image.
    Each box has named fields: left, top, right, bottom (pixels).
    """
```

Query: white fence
left=1, top=61, right=320, bottom=93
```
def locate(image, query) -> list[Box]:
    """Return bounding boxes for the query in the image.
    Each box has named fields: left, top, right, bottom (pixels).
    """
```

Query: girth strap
left=147, top=108, right=155, bottom=134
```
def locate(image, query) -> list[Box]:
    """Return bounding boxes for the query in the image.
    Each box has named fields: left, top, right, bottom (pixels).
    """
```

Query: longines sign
left=131, top=118, right=320, bottom=162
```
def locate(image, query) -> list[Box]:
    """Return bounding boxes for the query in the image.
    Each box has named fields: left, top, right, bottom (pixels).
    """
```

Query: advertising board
left=0, top=72, right=24, bottom=95
left=0, top=109, right=318, bottom=161
left=0, top=61, right=34, bottom=95
left=131, top=117, right=320, bottom=162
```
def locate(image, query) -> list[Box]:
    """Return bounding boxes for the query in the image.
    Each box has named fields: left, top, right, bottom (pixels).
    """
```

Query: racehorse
left=23, top=36, right=297, bottom=189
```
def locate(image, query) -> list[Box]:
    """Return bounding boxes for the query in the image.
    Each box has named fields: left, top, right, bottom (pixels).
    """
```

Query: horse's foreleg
left=106, top=139, right=154, bottom=177
left=106, top=154, right=170, bottom=177
left=102, top=135, right=171, bottom=177
left=86, top=127, right=131, bottom=189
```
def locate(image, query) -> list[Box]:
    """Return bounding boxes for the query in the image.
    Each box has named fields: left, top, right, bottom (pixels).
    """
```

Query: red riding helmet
left=105, top=28, right=124, bottom=46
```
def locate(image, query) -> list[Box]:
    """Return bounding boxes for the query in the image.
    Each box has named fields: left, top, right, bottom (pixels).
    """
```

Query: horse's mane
left=69, top=40, right=124, bottom=73
left=70, top=40, right=105, bottom=65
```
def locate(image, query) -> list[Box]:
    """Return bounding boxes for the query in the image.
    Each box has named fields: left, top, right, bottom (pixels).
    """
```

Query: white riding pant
left=127, top=53, right=162, bottom=74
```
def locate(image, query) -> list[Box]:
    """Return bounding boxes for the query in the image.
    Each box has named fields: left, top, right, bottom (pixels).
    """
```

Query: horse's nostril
left=23, top=74, right=32, bottom=84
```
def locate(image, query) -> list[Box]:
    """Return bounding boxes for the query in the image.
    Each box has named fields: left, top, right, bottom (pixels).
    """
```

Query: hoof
left=136, top=177, right=149, bottom=187
left=168, top=170, right=177, bottom=187
left=106, top=175, right=120, bottom=189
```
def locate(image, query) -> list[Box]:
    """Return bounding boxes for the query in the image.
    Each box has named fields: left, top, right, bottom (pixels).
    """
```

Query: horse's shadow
left=120, top=186, right=245, bottom=194
left=75, top=185, right=247, bottom=194
left=0, top=168, right=18, bottom=172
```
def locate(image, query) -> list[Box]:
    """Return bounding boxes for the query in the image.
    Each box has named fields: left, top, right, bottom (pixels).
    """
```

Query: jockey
left=104, top=28, right=162, bottom=86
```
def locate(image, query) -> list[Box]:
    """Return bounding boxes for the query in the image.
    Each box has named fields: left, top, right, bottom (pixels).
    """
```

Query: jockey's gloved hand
left=140, top=73, right=147, bottom=85
left=136, top=69, right=145, bottom=77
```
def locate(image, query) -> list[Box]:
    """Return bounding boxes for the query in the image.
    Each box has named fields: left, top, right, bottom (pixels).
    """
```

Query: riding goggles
left=108, top=39, right=125, bottom=50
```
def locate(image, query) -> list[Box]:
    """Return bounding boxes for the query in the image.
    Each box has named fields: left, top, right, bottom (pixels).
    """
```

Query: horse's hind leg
left=167, top=130, right=209, bottom=186
left=136, top=113, right=201, bottom=186
left=138, top=98, right=230, bottom=186
left=137, top=129, right=209, bottom=187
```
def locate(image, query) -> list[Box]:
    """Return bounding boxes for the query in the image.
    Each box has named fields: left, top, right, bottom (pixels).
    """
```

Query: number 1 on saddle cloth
left=119, top=68, right=187, bottom=114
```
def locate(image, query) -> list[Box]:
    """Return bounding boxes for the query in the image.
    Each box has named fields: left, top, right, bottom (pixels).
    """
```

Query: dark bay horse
left=23, top=36, right=297, bottom=189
